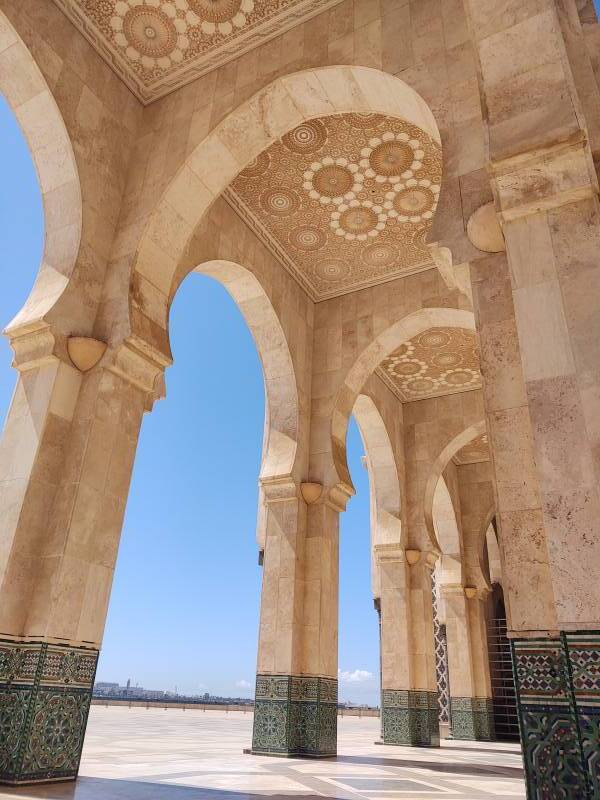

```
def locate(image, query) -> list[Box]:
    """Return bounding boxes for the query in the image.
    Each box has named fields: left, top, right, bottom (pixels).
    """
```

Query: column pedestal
left=381, top=689, right=439, bottom=746
left=449, top=697, right=494, bottom=741
left=512, top=633, right=600, bottom=798
left=0, top=639, right=98, bottom=784
left=251, top=674, right=337, bottom=757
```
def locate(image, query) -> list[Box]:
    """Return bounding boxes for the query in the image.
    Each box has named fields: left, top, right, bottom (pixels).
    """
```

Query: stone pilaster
left=0, top=639, right=98, bottom=784
left=251, top=675, right=337, bottom=757
left=511, top=634, right=600, bottom=799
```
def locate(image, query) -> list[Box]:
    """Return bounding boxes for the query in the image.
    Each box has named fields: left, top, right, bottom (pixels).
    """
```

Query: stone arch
left=126, top=65, right=441, bottom=361
left=332, top=308, right=476, bottom=490
left=422, top=420, right=487, bottom=553
left=0, top=11, right=81, bottom=336
left=352, top=393, right=402, bottom=599
left=184, top=260, right=299, bottom=483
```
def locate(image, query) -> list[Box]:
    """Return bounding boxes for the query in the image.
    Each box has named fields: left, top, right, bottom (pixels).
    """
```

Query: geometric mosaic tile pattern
left=381, top=689, right=440, bottom=747
left=229, top=114, right=441, bottom=300
left=450, top=697, right=495, bottom=741
left=52, top=0, right=343, bottom=103
left=252, top=674, right=337, bottom=757
left=431, top=574, right=451, bottom=724
left=379, top=327, right=481, bottom=402
left=511, top=634, right=600, bottom=799
left=0, top=640, right=98, bottom=785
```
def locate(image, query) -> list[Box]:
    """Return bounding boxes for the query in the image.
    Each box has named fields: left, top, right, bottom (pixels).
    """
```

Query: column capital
left=489, top=132, right=598, bottom=222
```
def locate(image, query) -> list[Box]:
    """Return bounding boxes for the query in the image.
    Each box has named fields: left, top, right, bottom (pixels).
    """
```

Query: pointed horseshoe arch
left=0, top=11, right=82, bottom=337
left=127, top=65, right=441, bottom=361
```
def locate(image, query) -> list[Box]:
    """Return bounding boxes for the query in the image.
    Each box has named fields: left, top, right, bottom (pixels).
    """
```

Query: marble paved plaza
left=1, top=707, right=524, bottom=799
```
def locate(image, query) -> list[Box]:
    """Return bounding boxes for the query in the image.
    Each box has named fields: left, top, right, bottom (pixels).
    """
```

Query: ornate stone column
left=251, top=483, right=341, bottom=758
left=0, top=330, right=164, bottom=784
left=376, top=546, right=439, bottom=747
left=442, top=586, right=494, bottom=740
left=464, top=1, right=600, bottom=793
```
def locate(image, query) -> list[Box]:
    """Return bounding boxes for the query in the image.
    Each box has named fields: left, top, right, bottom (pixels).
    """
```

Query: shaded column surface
left=252, top=491, right=340, bottom=757
left=0, top=334, right=160, bottom=784
left=464, top=0, right=600, bottom=793
left=443, top=587, right=494, bottom=741
left=378, top=547, right=439, bottom=747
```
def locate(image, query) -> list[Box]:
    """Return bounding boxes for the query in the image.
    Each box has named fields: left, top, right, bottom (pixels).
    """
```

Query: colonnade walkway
left=0, top=708, right=524, bottom=799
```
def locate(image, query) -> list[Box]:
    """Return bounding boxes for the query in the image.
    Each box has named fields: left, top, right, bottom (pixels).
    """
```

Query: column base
left=0, top=639, right=98, bottom=785
left=449, top=697, right=495, bottom=741
left=381, top=690, right=440, bottom=746
left=512, top=634, right=600, bottom=799
left=252, top=675, right=337, bottom=757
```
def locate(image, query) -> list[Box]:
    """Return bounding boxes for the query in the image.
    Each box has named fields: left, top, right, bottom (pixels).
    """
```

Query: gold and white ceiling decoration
left=227, top=113, right=442, bottom=300
left=52, top=0, right=343, bottom=102
left=377, top=328, right=482, bottom=402
left=453, top=433, right=490, bottom=465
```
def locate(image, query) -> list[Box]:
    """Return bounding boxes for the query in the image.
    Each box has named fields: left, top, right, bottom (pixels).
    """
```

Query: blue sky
left=0, top=97, right=380, bottom=705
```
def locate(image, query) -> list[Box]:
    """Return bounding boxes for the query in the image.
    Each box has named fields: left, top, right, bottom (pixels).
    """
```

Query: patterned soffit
left=52, top=0, right=343, bottom=103
left=377, top=328, right=482, bottom=402
left=453, top=433, right=490, bottom=465
left=226, top=114, right=441, bottom=301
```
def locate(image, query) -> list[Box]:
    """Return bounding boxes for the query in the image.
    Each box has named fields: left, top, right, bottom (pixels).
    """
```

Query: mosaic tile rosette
left=449, top=697, right=495, bottom=741
left=379, top=327, right=481, bottom=402
left=381, top=689, right=440, bottom=747
left=252, top=674, right=337, bottom=756
left=230, top=113, right=441, bottom=299
left=0, top=640, right=98, bottom=784
left=511, top=635, right=600, bottom=799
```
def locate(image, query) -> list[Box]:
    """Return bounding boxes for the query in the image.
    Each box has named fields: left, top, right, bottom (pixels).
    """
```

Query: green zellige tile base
left=449, top=697, right=495, bottom=740
left=381, top=689, right=440, bottom=746
left=0, top=639, right=98, bottom=785
left=251, top=674, right=337, bottom=756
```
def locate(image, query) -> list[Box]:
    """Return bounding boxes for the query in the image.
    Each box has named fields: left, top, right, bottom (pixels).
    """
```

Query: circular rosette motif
left=360, top=132, right=425, bottom=183
left=188, top=0, right=254, bottom=35
left=362, top=242, right=398, bottom=269
left=387, top=359, right=426, bottom=378
left=442, top=368, right=479, bottom=387
left=432, top=351, right=463, bottom=369
left=405, top=376, right=440, bottom=396
left=260, top=188, right=300, bottom=216
left=282, top=120, right=327, bottom=155
left=303, top=157, right=363, bottom=205
left=111, top=1, right=189, bottom=69
left=331, top=201, right=387, bottom=241
left=388, top=179, right=440, bottom=222
left=418, top=329, right=452, bottom=349
left=239, top=152, right=270, bottom=179
left=289, top=225, right=327, bottom=252
left=346, top=112, right=386, bottom=130
left=315, top=259, right=350, bottom=282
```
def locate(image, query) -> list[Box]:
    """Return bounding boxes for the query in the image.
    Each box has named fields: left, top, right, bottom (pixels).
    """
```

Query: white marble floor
left=1, top=707, right=525, bottom=799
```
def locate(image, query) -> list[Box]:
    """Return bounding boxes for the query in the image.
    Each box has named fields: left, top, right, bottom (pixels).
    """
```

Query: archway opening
left=96, top=271, right=267, bottom=704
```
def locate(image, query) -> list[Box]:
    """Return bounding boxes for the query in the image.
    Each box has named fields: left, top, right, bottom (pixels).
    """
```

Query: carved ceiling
left=377, top=328, right=482, bottom=402
left=453, top=433, right=490, bottom=465
left=226, top=114, right=442, bottom=300
left=52, top=0, right=342, bottom=103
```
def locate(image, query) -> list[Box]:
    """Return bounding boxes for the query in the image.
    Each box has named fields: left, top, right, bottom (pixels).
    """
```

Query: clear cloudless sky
left=0, top=96, right=380, bottom=705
